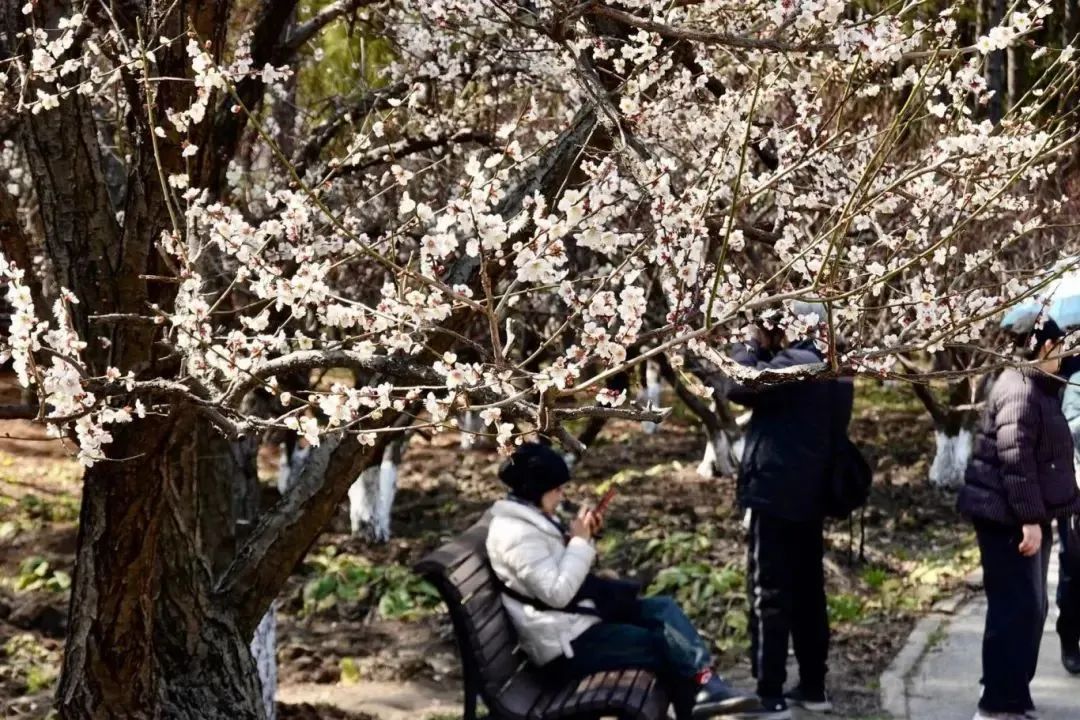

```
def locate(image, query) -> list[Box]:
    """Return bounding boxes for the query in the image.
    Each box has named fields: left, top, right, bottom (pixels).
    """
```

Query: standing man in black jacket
left=728, top=317, right=854, bottom=719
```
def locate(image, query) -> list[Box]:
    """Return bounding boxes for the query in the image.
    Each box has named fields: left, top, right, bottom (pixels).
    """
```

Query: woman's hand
left=570, top=507, right=602, bottom=540
left=1018, top=523, right=1043, bottom=557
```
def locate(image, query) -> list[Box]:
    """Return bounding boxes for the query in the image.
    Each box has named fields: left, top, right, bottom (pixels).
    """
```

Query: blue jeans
left=548, top=596, right=711, bottom=719
left=1059, top=518, right=1080, bottom=643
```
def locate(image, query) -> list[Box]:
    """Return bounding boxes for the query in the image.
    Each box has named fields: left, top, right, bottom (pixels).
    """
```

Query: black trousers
left=747, top=511, right=829, bottom=699
left=1058, top=517, right=1080, bottom=645
left=974, top=519, right=1053, bottom=714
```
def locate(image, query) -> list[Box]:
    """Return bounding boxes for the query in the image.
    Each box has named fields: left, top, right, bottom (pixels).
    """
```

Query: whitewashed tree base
left=250, top=604, right=277, bottom=720
left=458, top=410, right=484, bottom=449
left=929, top=429, right=972, bottom=489
left=276, top=443, right=310, bottom=495
left=641, top=361, right=662, bottom=434
left=696, top=431, right=739, bottom=478
left=349, top=445, right=399, bottom=543
left=262, top=442, right=316, bottom=714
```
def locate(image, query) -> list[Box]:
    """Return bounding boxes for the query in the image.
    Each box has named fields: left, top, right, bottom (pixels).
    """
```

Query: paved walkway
left=904, top=548, right=1078, bottom=720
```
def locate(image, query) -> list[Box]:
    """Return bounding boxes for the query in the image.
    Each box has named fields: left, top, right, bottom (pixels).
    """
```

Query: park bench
left=415, top=517, right=671, bottom=720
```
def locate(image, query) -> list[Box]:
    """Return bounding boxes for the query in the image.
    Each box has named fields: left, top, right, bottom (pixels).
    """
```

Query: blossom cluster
left=2, top=0, right=1078, bottom=460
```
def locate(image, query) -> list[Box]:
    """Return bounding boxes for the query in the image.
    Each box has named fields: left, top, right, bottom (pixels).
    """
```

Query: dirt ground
left=0, top=375, right=978, bottom=720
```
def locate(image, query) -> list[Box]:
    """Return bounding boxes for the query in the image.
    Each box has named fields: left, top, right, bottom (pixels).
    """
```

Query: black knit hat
left=1014, top=318, right=1066, bottom=360
left=498, top=442, right=570, bottom=505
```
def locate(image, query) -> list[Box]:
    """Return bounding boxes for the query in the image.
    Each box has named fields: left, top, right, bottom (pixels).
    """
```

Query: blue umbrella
left=1000, top=299, right=1046, bottom=333
left=1047, top=272, right=1080, bottom=330
left=1001, top=262, right=1080, bottom=332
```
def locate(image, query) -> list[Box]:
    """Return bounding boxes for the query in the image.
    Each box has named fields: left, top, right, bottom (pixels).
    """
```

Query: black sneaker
left=785, top=685, right=834, bottom=713
left=691, top=676, right=760, bottom=718
left=723, top=697, right=792, bottom=720
left=1062, top=638, right=1080, bottom=675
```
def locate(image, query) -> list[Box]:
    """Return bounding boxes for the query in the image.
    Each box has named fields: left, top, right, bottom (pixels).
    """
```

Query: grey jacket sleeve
left=1063, top=372, right=1080, bottom=441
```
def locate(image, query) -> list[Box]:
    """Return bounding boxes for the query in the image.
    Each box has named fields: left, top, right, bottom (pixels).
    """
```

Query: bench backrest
left=415, top=516, right=528, bottom=699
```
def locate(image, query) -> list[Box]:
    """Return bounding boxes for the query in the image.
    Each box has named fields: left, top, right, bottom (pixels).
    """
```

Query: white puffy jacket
left=485, top=499, right=601, bottom=666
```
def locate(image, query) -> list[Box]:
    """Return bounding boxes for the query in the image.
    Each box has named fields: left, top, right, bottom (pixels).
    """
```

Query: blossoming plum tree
left=1, top=0, right=1079, bottom=717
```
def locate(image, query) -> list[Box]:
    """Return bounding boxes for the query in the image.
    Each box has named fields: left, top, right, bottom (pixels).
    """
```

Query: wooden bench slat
left=476, top=636, right=521, bottom=684
left=475, top=619, right=516, bottom=660
left=602, top=668, right=640, bottom=712
left=447, top=552, right=488, bottom=587
left=533, top=674, right=590, bottom=720
left=457, top=571, right=495, bottom=605
left=639, top=676, right=669, bottom=720
left=463, top=591, right=504, bottom=634
left=626, top=669, right=658, bottom=714
left=491, top=668, right=549, bottom=718
left=571, top=672, right=607, bottom=715
left=582, top=670, right=625, bottom=713
left=472, top=604, right=509, bottom=649
left=462, top=580, right=501, bottom=613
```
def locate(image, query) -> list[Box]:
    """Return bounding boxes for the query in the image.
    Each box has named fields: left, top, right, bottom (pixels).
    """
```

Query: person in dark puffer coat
left=958, top=319, right=1080, bottom=719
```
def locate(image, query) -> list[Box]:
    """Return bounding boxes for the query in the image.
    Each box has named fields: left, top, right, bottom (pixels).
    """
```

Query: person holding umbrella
left=958, top=315, right=1080, bottom=719
left=1010, top=266, right=1080, bottom=679
left=1054, top=354, right=1080, bottom=676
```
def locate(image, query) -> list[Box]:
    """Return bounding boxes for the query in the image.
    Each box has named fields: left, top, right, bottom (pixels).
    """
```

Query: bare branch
left=695, top=343, right=834, bottom=387
left=219, top=350, right=442, bottom=407
left=282, top=0, right=382, bottom=54
left=552, top=405, right=671, bottom=424
left=336, top=129, right=496, bottom=176
left=292, top=82, right=409, bottom=177
left=89, top=313, right=164, bottom=326
left=588, top=5, right=832, bottom=52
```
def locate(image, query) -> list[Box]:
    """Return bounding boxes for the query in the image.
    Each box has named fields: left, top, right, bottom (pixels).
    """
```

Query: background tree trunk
left=985, top=0, right=1006, bottom=123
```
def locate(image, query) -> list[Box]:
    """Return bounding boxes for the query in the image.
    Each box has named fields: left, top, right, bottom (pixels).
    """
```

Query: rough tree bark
left=984, top=0, right=1006, bottom=123
left=58, top=414, right=265, bottom=720
left=0, top=1, right=277, bottom=716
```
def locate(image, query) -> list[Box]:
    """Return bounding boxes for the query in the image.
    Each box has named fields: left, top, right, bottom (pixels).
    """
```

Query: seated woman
left=486, top=442, right=775, bottom=719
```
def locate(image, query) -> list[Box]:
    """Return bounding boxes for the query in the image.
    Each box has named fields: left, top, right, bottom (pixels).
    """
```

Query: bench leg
left=463, top=673, right=479, bottom=720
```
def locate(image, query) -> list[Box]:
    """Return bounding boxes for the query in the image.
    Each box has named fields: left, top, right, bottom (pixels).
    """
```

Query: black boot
left=1062, top=636, right=1080, bottom=676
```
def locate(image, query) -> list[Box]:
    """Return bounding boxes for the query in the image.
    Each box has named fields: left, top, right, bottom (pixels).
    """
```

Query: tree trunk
left=656, top=355, right=739, bottom=477
left=911, top=375, right=981, bottom=490
left=1062, top=0, right=1079, bottom=45
left=458, top=410, right=486, bottom=449
left=58, top=413, right=265, bottom=719
left=233, top=398, right=278, bottom=720
left=985, top=0, right=1006, bottom=123
left=1006, top=42, right=1024, bottom=114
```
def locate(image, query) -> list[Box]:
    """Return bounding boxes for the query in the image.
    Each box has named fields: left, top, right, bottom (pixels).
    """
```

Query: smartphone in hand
left=595, top=487, right=617, bottom=517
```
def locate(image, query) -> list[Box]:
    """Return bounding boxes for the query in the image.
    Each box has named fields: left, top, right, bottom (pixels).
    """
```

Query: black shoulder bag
left=494, top=573, right=642, bottom=624
left=824, top=379, right=872, bottom=519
